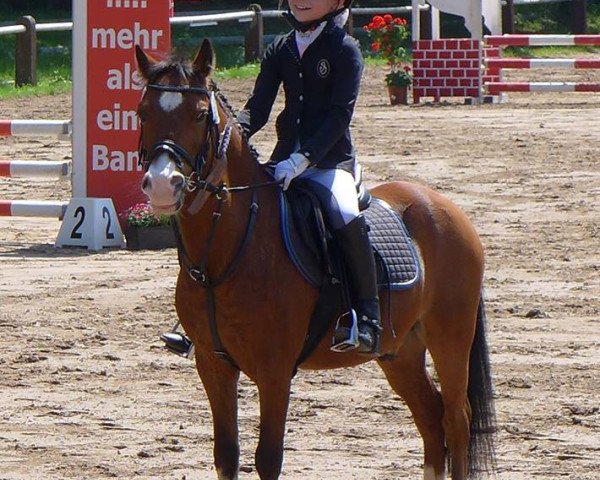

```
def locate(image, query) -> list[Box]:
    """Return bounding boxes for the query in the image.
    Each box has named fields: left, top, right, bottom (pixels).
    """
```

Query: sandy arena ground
left=0, top=63, right=599, bottom=479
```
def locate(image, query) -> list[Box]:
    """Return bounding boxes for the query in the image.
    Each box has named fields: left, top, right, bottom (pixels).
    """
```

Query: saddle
left=280, top=177, right=421, bottom=368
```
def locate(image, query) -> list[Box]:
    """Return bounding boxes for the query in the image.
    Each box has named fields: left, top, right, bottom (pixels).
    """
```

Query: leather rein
left=139, top=83, right=279, bottom=368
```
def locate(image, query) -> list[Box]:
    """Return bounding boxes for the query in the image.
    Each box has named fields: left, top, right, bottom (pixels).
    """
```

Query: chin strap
left=283, top=7, right=347, bottom=32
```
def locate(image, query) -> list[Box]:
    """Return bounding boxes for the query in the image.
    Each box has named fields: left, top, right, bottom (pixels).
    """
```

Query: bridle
left=137, top=81, right=276, bottom=368
left=138, top=83, right=235, bottom=213
left=139, top=83, right=279, bottom=212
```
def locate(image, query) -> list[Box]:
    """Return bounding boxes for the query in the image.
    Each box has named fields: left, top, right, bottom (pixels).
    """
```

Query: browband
left=147, top=84, right=211, bottom=96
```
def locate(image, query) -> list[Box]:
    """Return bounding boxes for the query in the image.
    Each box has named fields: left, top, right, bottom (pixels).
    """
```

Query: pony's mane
left=143, top=54, right=196, bottom=85
left=142, top=54, right=260, bottom=162
left=212, top=86, right=260, bottom=162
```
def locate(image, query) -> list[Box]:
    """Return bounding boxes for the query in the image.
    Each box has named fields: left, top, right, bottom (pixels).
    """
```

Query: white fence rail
left=1, top=5, right=429, bottom=86
left=0, top=2, right=589, bottom=86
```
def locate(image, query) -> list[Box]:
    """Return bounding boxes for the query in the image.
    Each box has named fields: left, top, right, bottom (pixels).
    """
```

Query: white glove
left=274, top=153, right=310, bottom=190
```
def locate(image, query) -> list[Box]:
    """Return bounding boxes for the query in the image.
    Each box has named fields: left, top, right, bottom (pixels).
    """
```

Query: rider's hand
left=274, top=153, right=311, bottom=190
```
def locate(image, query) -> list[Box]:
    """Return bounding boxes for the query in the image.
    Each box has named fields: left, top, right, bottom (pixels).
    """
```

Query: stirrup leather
left=330, top=309, right=359, bottom=352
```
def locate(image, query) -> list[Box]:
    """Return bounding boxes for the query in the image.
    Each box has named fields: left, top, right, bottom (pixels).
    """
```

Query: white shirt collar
left=295, top=22, right=326, bottom=58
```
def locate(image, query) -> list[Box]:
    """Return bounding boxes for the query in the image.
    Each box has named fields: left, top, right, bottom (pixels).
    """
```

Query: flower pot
left=124, top=225, right=176, bottom=250
left=387, top=85, right=409, bottom=105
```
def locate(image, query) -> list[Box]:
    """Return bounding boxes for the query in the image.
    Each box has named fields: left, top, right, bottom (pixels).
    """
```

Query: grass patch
left=0, top=28, right=71, bottom=99
left=0, top=55, right=396, bottom=99
left=365, top=56, right=390, bottom=67
left=214, top=63, right=260, bottom=80
left=0, top=76, right=70, bottom=99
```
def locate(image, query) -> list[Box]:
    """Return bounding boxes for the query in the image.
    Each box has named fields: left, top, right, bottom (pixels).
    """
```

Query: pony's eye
left=196, top=109, right=209, bottom=122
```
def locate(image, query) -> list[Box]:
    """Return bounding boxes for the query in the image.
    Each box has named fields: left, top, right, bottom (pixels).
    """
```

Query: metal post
left=419, top=3, right=432, bottom=40
left=502, top=0, right=515, bottom=34
left=15, top=16, right=37, bottom=87
left=431, top=6, right=440, bottom=40
left=412, top=0, right=421, bottom=42
left=245, top=4, right=264, bottom=62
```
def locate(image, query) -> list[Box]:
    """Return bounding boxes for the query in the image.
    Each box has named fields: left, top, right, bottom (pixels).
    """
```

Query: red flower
left=363, top=14, right=412, bottom=87
left=372, top=15, right=385, bottom=28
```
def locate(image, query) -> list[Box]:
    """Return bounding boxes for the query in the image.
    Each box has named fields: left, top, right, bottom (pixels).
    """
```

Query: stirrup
left=330, top=309, right=359, bottom=352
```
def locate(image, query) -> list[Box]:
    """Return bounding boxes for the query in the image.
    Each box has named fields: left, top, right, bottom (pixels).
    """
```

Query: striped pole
left=486, top=82, right=600, bottom=94
left=485, top=34, right=600, bottom=47
left=0, top=200, right=68, bottom=218
left=0, top=119, right=71, bottom=137
left=485, top=58, right=600, bottom=69
left=0, top=160, right=71, bottom=178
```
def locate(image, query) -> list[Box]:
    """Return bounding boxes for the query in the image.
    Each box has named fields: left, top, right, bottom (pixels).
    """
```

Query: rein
left=140, top=81, right=280, bottom=368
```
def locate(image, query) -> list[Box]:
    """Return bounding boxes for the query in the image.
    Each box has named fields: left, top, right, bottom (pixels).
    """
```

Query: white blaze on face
left=143, top=153, right=180, bottom=209
left=148, top=152, right=177, bottom=179
left=159, top=91, right=183, bottom=112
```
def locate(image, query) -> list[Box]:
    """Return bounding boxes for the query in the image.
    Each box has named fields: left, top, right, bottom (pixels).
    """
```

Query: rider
left=161, top=0, right=382, bottom=355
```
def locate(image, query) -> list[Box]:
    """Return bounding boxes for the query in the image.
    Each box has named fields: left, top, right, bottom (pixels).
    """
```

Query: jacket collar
left=283, top=7, right=347, bottom=33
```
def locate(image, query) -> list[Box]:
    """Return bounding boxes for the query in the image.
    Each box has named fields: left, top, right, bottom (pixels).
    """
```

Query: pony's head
left=135, top=40, right=219, bottom=215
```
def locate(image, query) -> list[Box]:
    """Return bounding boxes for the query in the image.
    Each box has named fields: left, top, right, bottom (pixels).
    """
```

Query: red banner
left=84, top=0, right=172, bottom=224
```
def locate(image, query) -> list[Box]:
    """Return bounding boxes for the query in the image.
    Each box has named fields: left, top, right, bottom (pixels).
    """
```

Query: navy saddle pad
left=280, top=192, right=421, bottom=290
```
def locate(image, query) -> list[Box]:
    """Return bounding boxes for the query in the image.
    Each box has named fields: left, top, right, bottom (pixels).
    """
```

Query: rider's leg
left=331, top=214, right=381, bottom=353
left=298, top=168, right=381, bottom=354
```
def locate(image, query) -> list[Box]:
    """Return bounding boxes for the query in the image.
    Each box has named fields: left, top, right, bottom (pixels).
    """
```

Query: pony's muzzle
left=141, top=168, right=186, bottom=214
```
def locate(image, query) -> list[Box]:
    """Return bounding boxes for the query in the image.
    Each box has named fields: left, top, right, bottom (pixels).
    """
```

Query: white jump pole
left=0, top=119, right=71, bottom=137
left=0, top=200, right=68, bottom=218
left=0, top=160, right=71, bottom=178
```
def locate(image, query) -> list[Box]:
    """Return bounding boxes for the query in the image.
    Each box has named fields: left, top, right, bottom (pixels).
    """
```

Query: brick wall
left=412, top=39, right=501, bottom=103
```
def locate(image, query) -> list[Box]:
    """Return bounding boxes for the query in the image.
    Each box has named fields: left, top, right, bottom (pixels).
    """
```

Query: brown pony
left=135, top=40, right=496, bottom=480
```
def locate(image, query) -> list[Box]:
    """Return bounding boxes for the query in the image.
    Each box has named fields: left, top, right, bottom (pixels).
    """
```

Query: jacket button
left=299, top=95, right=303, bottom=101
left=299, top=72, right=303, bottom=78
left=296, top=119, right=301, bottom=124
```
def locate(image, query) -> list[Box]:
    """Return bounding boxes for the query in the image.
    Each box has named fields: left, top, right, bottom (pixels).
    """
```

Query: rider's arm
left=237, top=40, right=282, bottom=139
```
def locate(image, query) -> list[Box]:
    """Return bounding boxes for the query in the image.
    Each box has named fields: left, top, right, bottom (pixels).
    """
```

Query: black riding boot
left=331, top=215, right=382, bottom=354
left=160, top=330, right=194, bottom=358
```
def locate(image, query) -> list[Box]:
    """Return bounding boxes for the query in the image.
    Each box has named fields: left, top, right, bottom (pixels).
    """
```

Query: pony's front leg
left=195, top=351, right=241, bottom=480
left=255, top=375, right=293, bottom=480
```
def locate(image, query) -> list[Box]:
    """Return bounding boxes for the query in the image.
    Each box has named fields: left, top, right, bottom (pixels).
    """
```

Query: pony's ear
left=135, top=45, right=158, bottom=80
left=192, top=39, right=215, bottom=79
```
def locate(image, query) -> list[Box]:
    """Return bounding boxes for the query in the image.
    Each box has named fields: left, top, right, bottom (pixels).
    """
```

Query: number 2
left=102, top=206, right=115, bottom=240
left=70, top=206, right=85, bottom=239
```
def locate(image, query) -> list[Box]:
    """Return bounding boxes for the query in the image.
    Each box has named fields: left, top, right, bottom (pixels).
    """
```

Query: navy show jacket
left=237, top=21, right=364, bottom=174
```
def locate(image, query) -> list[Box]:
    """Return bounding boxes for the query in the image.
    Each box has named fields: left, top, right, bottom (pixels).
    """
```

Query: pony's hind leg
left=425, top=309, right=477, bottom=480
left=378, top=327, right=447, bottom=479
left=194, top=351, right=241, bottom=480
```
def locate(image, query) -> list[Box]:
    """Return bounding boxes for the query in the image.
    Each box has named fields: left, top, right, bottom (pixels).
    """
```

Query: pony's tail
left=467, top=295, right=497, bottom=477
